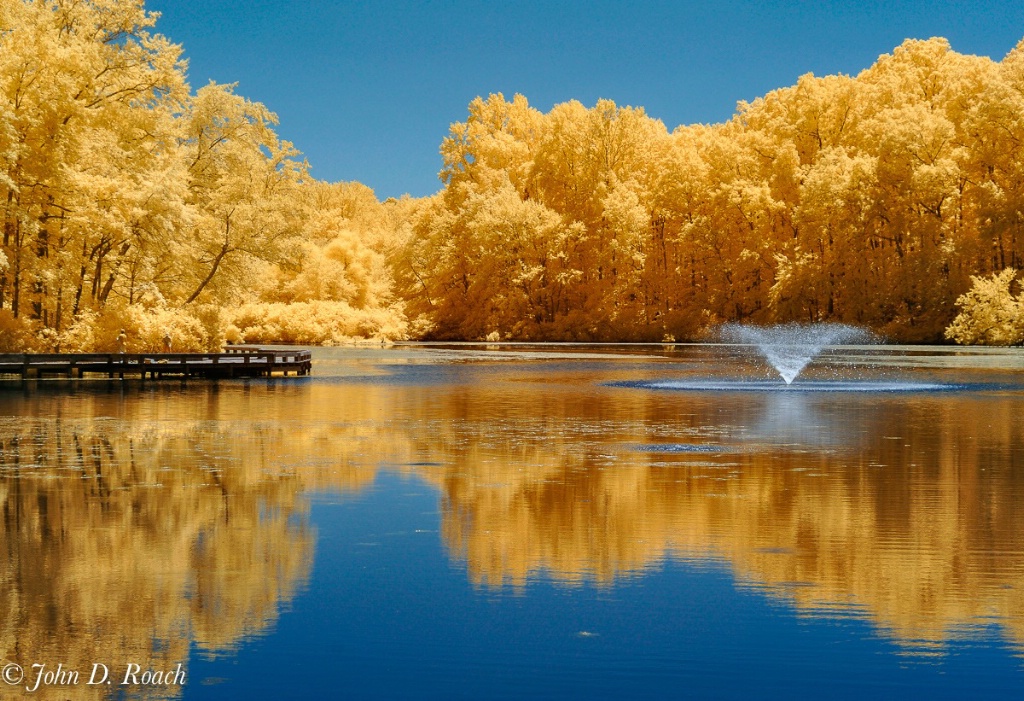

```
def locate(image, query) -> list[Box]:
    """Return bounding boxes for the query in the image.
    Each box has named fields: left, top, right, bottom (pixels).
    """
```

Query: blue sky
left=147, top=0, right=1024, bottom=199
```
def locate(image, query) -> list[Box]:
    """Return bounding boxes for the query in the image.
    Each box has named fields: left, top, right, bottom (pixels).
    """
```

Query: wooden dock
left=0, top=347, right=312, bottom=380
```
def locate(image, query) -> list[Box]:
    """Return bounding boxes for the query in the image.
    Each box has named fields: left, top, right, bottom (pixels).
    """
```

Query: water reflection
left=1, top=350, right=1023, bottom=698
left=0, top=417, right=324, bottom=699
left=412, top=390, right=1024, bottom=659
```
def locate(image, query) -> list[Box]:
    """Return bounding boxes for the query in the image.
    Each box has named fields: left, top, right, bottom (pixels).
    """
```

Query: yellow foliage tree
left=5, top=7, right=1024, bottom=347
left=945, top=268, right=1024, bottom=345
left=1, top=0, right=406, bottom=350
left=400, top=38, right=1024, bottom=344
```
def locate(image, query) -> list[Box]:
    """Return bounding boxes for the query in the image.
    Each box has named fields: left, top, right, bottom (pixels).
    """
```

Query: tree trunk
left=98, top=241, right=132, bottom=303
left=185, top=241, right=231, bottom=304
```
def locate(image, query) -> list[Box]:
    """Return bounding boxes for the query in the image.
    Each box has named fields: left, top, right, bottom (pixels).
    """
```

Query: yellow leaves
left=304, top=180, right=389, bottom=241
left=245, top=176, right=406, bottom=340
left=863, top=103, right=955, bottom=174
left=602, top=180, right=647, bottom=260
left=171, top=82, right=308, bottom=305
left=4, top=9, right=1024, bottom=347
left=736, top=72, right=859, bottom=167
left=910, top=158, right=959, bottom=207
left=0, top=0, right=195, bottom=331
left=0, top=1, right=408, bottom=347
left=415, top=93, right=687, bottom=339
left=531, top=98, right=668, bottom=224
left=945, top=268, right=1024, bottom=345
left=800, top=147, right=874, bottom=207
left=1000, top=37, right=1024, bottom=97
left=440, top=92, right=542, bottom=196
left=410, top=34, right=1024, bottom=343
left=0, top=309, right=34, bottom=351
left=226, top=300, right=407, bottom=345
left=862, top=37, right=955, bottom=107
left=273, top=232, right=385, bottom=308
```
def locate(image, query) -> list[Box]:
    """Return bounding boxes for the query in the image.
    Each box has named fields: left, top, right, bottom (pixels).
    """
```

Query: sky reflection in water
left=1, top=344, right=1023, bottom=699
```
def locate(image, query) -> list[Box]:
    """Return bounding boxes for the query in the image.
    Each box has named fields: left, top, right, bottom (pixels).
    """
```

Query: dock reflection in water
left=1, top=345, right=1023, bottom=698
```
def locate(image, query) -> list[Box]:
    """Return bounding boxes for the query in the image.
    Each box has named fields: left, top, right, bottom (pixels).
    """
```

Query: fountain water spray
left=719, top=323, right=876, bottom=384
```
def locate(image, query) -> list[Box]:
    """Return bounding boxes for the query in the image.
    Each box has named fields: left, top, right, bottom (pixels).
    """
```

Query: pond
left=1, top=343, right=1023, bottom=699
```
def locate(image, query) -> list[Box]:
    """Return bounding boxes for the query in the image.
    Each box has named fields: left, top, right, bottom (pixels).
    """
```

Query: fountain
left=719, top=322, right=875, bottom=384
left=609, top=322, right=965, bottom=393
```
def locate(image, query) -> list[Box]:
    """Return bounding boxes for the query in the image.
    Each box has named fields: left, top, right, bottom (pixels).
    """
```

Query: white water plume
left=720, top=323, right=876, bottom=384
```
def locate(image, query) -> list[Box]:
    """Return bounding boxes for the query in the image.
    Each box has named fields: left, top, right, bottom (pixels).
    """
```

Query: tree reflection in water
left=1, top=370, right=1022, bottom=701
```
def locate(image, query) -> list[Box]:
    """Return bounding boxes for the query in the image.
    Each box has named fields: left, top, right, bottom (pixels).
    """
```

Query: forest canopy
left=0, top=0, right=405, bottom=351
left=396, top=37, right=1024, bottom=343
left=3, top=0, right=1024, bottom=349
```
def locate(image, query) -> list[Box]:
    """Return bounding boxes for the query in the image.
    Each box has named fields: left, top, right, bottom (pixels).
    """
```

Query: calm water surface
left=1, top=344, right=1023, bottom=699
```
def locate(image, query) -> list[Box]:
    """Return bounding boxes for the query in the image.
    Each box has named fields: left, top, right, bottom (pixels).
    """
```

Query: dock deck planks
left=0, top=348, right=312, bottom=380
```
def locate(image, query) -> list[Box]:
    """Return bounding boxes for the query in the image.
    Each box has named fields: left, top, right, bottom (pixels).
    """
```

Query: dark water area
left=1, top=343, right=1023, bottom=699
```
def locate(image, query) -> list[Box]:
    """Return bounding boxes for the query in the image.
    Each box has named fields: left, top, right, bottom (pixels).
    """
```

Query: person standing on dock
left=116, top=329, right=127, bottom=354
left=163, top=331, right=172, bottom=353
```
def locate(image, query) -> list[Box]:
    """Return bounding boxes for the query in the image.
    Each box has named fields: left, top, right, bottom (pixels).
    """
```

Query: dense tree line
left=3, top=0, right=1023, bottom=349
left=0, top=0, right=403, bottom=351
left=396, top=38, right=1024, bottom=342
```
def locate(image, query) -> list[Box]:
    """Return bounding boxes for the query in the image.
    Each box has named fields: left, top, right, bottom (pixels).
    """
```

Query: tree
left=169, top=82, right=303, bottom=306
left=945, top=268, right=1024, bottom=345
left=0, top=0, right=187, bottom=330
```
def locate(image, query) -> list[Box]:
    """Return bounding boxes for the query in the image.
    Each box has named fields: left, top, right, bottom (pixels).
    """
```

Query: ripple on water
left=631, top=443, right=727, bottom=453
left=611, top=379, right=965, bottom=393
